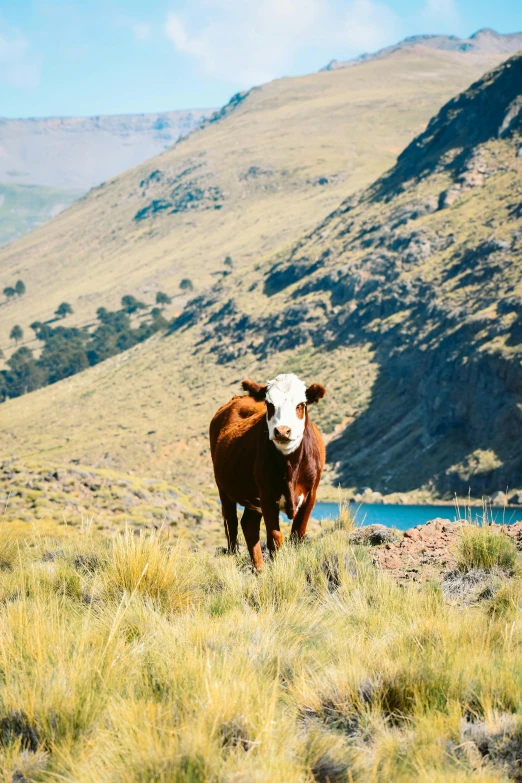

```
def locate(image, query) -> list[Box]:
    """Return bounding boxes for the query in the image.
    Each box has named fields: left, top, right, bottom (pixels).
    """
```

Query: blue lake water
left=310, top=502, right=522, bottom=531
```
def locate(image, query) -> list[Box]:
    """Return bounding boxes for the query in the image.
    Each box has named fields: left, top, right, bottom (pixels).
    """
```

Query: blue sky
left=1, top=0, right=522, bottom=118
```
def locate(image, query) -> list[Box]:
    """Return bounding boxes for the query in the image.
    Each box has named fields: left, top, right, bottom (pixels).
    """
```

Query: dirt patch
left=368, top=519, right=522, bottom=584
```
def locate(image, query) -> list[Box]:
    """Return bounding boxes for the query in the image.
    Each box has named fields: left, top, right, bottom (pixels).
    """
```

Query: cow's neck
left=271, top=416, right=312, bottom=512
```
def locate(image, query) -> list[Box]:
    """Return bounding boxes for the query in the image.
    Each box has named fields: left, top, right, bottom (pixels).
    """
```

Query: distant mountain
left=0, top=183, right=83, bottom=247
left=0, top=109, right=212, bottom=245
left=0, top=109, right=212, bottom=190
left=323, top=28, right=522, bottom=71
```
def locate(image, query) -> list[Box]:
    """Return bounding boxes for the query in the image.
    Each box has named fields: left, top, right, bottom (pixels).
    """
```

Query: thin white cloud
left=421, top=0, right=460, bottom=29
left=132, top=23, right=152, bottom=41
left=115, top=15, right=153, bottom=43
left=0, top=21, right=41, bottom=88
left=165, top=0, right=399, bottom=86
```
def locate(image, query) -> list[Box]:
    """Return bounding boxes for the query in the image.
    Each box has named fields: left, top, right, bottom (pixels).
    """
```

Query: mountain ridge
left=323, top=28, right=522, bottom=71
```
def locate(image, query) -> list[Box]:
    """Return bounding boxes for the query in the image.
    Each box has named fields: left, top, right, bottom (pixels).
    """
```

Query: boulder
left=509, top=490, right=522, bottom=505
left=349, top=524, right=401, bottom=546
left=490, top=491, right=508, bottom=506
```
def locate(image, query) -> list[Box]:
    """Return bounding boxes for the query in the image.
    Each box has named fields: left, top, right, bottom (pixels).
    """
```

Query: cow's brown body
left=209, top=391, right=326, bottom=570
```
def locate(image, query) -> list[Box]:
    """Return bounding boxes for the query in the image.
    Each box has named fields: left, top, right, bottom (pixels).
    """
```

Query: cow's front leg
left=261, top=500, right=283, bottom=558
left=290, top=489, right=316, bottom=542
left=241, top=508, right=263, bottom=572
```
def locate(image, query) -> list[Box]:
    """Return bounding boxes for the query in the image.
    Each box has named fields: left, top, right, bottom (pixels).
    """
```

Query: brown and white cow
left=209, top=373, right=326, bottom=571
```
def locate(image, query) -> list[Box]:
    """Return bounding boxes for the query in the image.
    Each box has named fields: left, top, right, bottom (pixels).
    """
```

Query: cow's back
left=209, top=395, right=265, bottom=503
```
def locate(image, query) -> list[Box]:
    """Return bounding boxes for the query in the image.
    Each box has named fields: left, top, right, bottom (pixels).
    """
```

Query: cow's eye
left=296, top=403, right=305, bottom=419
left=266, top=402, right=275, bottom=419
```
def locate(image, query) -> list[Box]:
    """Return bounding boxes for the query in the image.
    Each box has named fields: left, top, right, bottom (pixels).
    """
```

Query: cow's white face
left=265, top=373, right=307, bottom=455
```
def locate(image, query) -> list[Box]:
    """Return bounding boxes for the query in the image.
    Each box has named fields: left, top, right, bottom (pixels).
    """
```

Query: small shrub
left=9, top=325, right=23, bottom=344
left=121, top=295, right=146, bottom=314
left=155, top=291, right=171, bottom=306
left=456, top=526, right=518, bottom=573
left=55, top=302, right=73, bottom=319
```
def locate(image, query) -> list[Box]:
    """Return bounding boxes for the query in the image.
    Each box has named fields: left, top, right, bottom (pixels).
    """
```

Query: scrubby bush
left=15, top=280, right=26, bottom=296
left=179, top=278, right=194, bottom=292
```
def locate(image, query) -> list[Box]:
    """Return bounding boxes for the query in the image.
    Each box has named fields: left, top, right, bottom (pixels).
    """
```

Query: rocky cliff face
left=176, top=53, right=522, bottom=497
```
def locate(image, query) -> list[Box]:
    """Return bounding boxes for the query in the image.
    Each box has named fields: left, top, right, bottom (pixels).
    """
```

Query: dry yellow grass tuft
left=0, top=521, right=521, bottom=781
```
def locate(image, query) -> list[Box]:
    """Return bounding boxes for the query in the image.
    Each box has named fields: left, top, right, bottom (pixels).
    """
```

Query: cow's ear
left=306, top=383, right=326, bottom=404
left=242, top=379, right=268, bottom=401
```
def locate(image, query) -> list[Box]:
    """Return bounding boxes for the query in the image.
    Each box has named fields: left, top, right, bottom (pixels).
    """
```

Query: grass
left=456, top=525, right=519, bottom=573
left=0, top=522, right=521, bottom=781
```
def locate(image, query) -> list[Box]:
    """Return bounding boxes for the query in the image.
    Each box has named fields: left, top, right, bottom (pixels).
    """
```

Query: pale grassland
left=0, top=337, right=378, bottom=494
left=0, top=521, right=521, bottom=782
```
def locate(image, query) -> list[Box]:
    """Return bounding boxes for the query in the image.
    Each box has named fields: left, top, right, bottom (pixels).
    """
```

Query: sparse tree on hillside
left=155, top=291, right=172, bottom=306
left=121, top=295, right=147, bottom=314
left=180, top=278, right=194, bottom=292
left=224, top=256, right=233, bottom=268
left=3, top=287, right=15, bottom=299
left=30, top=321, right=43, bottom=334
left=15, top=280, right=26, bottom=296
left=0, top=348, right=4, bottom=359
left=10, top=325, right=23, bottom=344
left=55, top=302, right=73, bottom=319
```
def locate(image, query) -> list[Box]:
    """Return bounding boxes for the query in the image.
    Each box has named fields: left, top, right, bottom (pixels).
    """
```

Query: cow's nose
left=274, top=425, right=291, bottom=440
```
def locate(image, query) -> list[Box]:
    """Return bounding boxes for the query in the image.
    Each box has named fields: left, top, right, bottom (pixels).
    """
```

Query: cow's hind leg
left=241, top=508, right=263, bottom=572
left=219, top=489, right=239, bottom=553
left=262, top=503, right=283, bottom=558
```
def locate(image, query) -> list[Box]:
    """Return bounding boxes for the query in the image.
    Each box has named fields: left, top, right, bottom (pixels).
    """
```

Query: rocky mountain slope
left=0, top=49, right=520, bottom=501
left=324, top=27, right=522, bottom=70
left=183, top=52, right=522, bottom=496
left=0, top=109, right=211, bottom=245
left=0, top=47, right=507, bottom=348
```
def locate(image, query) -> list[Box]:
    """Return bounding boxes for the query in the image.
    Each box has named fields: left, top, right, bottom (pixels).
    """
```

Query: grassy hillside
left=0, top=110, right=211, bottom=246
left=0, top=519, right=521, bottom=781
left=0, top=47, right=507, bottom=348
left=0, top=48, right=519, bottom=502
left=0, top=183, right=82, bottom=247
